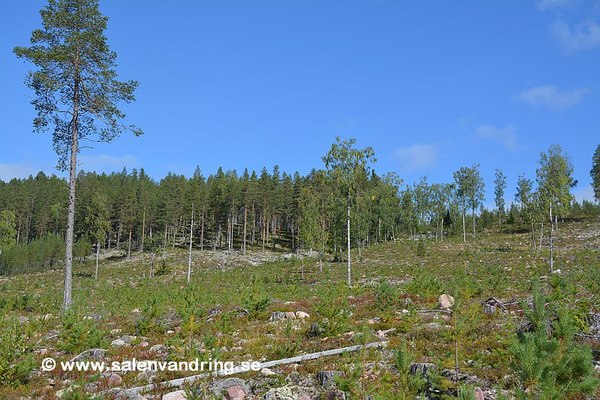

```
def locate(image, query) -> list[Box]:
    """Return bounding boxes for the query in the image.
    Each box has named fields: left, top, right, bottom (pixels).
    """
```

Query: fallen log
left=117, top=340, right=388, bottom=396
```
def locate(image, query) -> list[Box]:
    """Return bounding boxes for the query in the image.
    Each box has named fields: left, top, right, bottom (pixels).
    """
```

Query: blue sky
left=1, top=0, right=599, bottom=206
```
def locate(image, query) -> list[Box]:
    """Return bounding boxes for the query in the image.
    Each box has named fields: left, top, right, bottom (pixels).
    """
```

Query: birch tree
left=322, top=137, right=375, bottom=287
left=536, top=145, right=575, bottom=272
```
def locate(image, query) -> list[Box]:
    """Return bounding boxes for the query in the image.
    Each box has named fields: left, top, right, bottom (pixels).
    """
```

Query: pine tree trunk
left=116, top=219, right=122, bottom=250
left=150, top=252, right=155, bottom=278
left=63, top=74, right=80, bottom=312
left=140, top=209, right=146, bottom=252
left=243, top=206, right=247, bottom=255
left=94, top=241, right=99, bottom=280
left=200, top=212, right=205, bottom=251
left=127, top=227, right=132, bottom=261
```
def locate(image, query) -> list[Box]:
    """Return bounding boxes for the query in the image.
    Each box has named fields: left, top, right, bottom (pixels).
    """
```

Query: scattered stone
left=409, top=362, right=437, bottom=377
left=107, top=373, right=123, bottom=387
left=208, top=306, right=223, bottom=318
left=84, top=383, right=99, bottom=392
left=367, top=317, right=382, bottom=325
left=439, top=294, right=455, bottom=309
left=588, top=313, right=600, bottom=339
left=308, top=322, right=324, bottom=337
left=474, top=387, right=485, bottom=400
left=71, top=348, right=107, bottom=362
left=115, top=391, right=147, bottom=400
left=295, top=311, right=310, bottom=319
left=209, top=378, right=252, bottom=399
left=263, top=385, right=316, bottom=400
left=235, top=307, right=250, bottom=318
left=111, top=339, right=126, bottom=347
left=139, top=340, right=149, bottom=347
left=150, top=344, right=167, bottom=353
left=326, top=390, right=346, bottom=400
left=84, top=313, right=102, bottom=321
left=36, top=348, right=49, bottom=356
left=269, top=311, right=287, bottom=322
left=261, top=367, right=278, bottom=376
left=316, top=371, right=341, bottom=388
left=285, top=311, right=297, bottom=320
left=482, top=298, right=507, bottom=316
left=162, top=390, right=187, bottom=400
left=157, top=308, right=182, bottom=330
left=225, top=385, right=246, bottom=400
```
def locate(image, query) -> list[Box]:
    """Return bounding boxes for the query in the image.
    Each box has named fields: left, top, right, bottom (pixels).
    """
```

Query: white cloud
left=516, top=85, right=590, bottom=111
left=537, top=0, right=573, bottom=11
left=475, top=124, right=520, bottom=151
left=78, top=154, right=138, bottom=172
left=394, top=143, right=438, bottom=173
left=0, top=163, right=40, bottom=181
left=552, top=20, right=600, bottom=51
left=573, top=184, right=595, bottom=202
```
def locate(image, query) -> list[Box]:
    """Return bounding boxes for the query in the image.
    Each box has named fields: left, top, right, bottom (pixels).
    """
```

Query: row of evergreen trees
left=0, top=142, right=598, bottom=275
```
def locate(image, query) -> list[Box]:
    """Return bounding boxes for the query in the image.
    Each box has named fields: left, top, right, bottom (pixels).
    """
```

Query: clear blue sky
left=1, top=0, right=599, bottom=206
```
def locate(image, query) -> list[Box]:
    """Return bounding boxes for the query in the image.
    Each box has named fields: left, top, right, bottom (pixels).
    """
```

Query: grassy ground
left=1, top=217, right=599, bottom=399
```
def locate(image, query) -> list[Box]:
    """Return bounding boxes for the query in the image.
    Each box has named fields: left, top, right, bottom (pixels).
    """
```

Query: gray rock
left=316, top=371, right=341, bottom=388
left=111, top=338, right=126, bottom=347
left=71, top=348, right=107, bottom=362
left=409, top=362, right=437, bottom=377
left=157, top=308, right=182, bottom=330
left=269, top=311, right=287, bottom=322
left=308, top=322, right=325, bottom=337
left=326, top=390, right=346, bottom=400
left=209, top=378, right=252, bottom=398
left=263, top=385, right=316, bottom=400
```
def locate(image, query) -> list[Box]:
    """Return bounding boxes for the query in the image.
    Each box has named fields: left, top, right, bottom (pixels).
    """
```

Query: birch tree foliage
left=494, top=169, right=507, bottom=222
left=536, top=144, right=575, bottom=219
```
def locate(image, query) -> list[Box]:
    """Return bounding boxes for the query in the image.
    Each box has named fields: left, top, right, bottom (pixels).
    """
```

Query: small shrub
left=416, top=240, right=426, bottom=257
left=0, top=319, right=34, bottom=386
left=509, top=286, right=599, bottom=399
left=374, top=281, right=397, bottom=311
left=394, top=343, right=426, bottom=398
left=59, top=311, right=105, bottom=354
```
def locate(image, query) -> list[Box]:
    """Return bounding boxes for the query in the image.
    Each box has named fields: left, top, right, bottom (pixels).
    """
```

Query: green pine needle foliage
left=509, top=286, right=598, bottom=399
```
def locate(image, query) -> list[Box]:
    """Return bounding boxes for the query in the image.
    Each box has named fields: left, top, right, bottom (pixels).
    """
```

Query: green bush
left=374, top=281, right=397, bottom=311
left=59, top=311, right=106, bottom=354
left=0, top=319, right=35, bottom=386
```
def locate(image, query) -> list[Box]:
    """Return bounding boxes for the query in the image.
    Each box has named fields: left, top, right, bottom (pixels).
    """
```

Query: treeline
left=0, top=141, right=599, bottom=275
